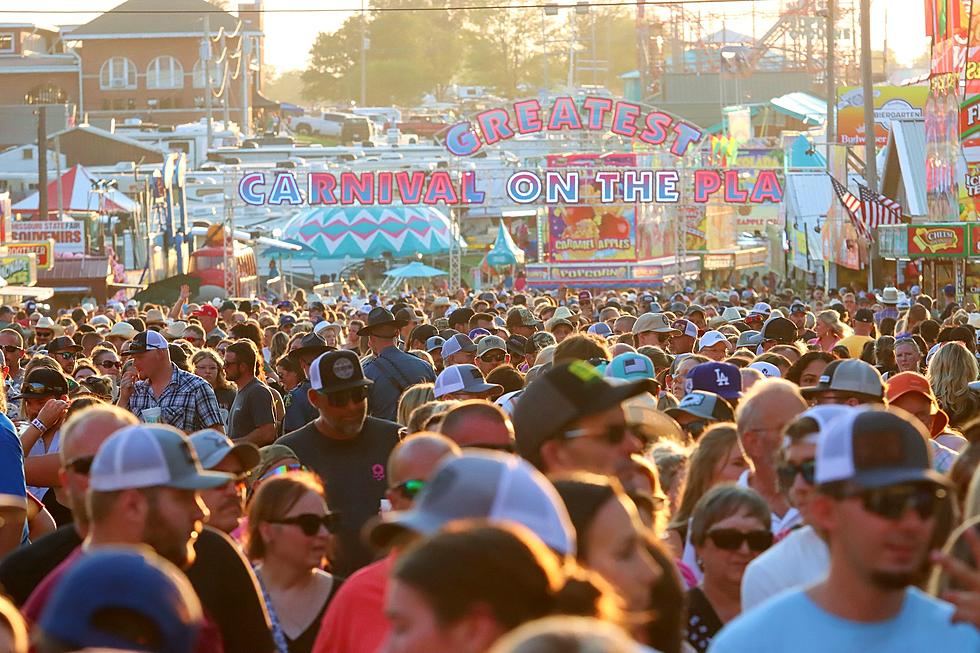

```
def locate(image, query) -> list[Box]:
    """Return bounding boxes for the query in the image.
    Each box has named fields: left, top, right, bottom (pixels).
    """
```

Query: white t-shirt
left=709, top=586, right=980, bottom=653
left=737, top=469, right=802, bottom=535
left=740, top=525, right=829, bottom=612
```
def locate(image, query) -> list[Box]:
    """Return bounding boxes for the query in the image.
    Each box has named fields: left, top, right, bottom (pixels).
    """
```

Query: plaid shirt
left=127, top=364, right=224, bottom=432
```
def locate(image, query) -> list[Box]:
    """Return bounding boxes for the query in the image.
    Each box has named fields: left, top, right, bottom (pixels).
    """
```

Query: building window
left=192, top=59, right=221, bottom=89
left=0, top=33, right=13, bottom=53
left=26, top=83, right=67, bottom=105
left=100, top=57, right=137, bottom=90
left=146, top=56, right=184, bottom=90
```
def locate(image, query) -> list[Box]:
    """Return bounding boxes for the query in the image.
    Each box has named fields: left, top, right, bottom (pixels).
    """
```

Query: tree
left=460, top=6, right=544, bottom=96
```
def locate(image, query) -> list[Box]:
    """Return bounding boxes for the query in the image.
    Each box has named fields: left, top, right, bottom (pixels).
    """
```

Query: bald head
left=735, top=378, right=807, bottom=471
left=438, top=400, right=516, bottom=451
left=386, top=432, right=461, bottom=511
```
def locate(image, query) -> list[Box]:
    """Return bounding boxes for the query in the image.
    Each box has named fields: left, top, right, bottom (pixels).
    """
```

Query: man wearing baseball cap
left=190, top=304, right=221, bottom=339
left=697, top=330, right=732, bottom=362
left=838, top=308, right=877, bottom=359
left=632, top=313, right=680, bottom=349
left=189, top=429, right=260, bottom=534
left=118, top=330, right=224, bottom=433
left=669, top=318, right=699, bottom=355
left=800, top=359, right=884, bottom=406
left=433, top=364, right=504, bottom=401
left=885, top=372, right=963, bottom=472
left=712, top=407, right=978, bottom=653
left=505, top=306, right=540, bottom=339
left=665, top=390, right=734, bottom=440
left=280, top=350, right=403, bottom=576
left=513, top=360, right=653, bottom=476
left=759, top=317, right=800, bottom=352
left=474, top=335, right=510, bottom=377
left=441, top=333, right=478, bottom=366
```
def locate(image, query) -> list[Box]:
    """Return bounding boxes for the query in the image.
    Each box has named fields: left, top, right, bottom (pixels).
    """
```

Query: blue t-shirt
left=0, top=412, right=28, bottom=545
left=710, top=586, right=980, bottom=653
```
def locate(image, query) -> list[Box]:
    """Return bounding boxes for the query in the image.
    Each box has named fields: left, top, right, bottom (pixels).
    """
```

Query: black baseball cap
left=854, top=308, right=875, bottom=324
left=309, top=350, right=373, bottom=394
left=127, top=330, right=170, bottom=354
left=506, top=334, right=528, bottom=358
left=12, top=367, right=69, bottom=399
left=47, top=336, right=83, bottom=354
left=409, top=324, right=439, bottom=346
left=760, top=317, right=798, bottom=344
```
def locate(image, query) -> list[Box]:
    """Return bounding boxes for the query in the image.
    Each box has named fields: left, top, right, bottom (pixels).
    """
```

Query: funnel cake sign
left=239, top=96, right=783, bottom=207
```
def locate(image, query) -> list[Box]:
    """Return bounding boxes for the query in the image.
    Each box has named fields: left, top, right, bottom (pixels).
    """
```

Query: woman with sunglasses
left=246, top=471, right=343, bottom=653
left=90, top=346, right=123, bottom=381
left=686, top=484, right=772, bottom=653
left=552, top=474, right=662, bottom=646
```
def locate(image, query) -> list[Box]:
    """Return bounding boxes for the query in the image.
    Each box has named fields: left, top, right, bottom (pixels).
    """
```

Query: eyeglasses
left=706, top=528, right=773, bottom=552
left=480, top=353, right=506, bottom=364
left=392, top=479, right=425, bottom=499
left=65, top=455, right=95, bottom=475
left=56, top=352, right=77, bottom=361
left=269, top=512, right=340, bottom=536
left=562, top=423, right=628, bottom=446
left=258, top=463, right=306, bottom=482
left=844, top=484, right=946, bottom=521
left=1, top=345, right=22, bottom=354
left=777, top=460, right=816, bottom=488
left=325, top=386, right=368, bottom=407
left=98, top=360, right=121, bottom=369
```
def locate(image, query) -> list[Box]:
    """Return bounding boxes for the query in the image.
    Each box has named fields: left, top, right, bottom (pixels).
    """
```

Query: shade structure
left=12, top=164, right=138, bottom=215
left=383, top=261, right=448, bottom=278
left=281, top=206, right=466, bottom=259
left=486, top=220, right=525, bottom=267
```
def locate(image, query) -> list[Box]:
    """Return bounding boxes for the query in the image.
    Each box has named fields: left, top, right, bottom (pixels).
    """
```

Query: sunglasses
left=65, top=454, right=95, bottom=475
left=269, top=512, right=340, bottom=536
left=706, top=528, right=773, bottom=552
left=325, top=386, right=368, bottom=407
left=56, top=352, right=77, bottom=361
left=480, top=353, right=506, bottom=364
left=258, top=463, right=306, bottom=482
left=1, top=345, right=22, bottom=354
left=98, top=360, right=121, bottom=369
left=844, top=484, right=946, bottom=521
left=563, top=423, right=628, bottom=446
left=777, top=460, right=816, bottom=488
left=392, top=479, right=425, bottom=499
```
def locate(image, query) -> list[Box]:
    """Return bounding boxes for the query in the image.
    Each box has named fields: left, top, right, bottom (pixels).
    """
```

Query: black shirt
left=227, top=377, right=280, bottom=441
left=686, top=587, right=724, bottom=653
left=279, top=416, right=402, bottom=576
left=0, top=524, right=80, bottom=606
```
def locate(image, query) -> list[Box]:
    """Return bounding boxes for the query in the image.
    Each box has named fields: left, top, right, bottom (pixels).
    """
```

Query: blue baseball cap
left=468, top=327, right=492, bottom=340
left=605, top=352, right=655, bottom=382
left=587, top=322, right=613, bottom=338
left=38, top=548, right=203, bottom=653
left=687, top=361, right=742, bottom=400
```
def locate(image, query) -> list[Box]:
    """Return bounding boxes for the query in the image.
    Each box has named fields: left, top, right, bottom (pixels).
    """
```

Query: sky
left=8, top=0, right=928, bottom=73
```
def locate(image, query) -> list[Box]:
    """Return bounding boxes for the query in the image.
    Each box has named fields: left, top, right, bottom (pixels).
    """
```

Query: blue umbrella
left=384, top=261, right=448, bottom=278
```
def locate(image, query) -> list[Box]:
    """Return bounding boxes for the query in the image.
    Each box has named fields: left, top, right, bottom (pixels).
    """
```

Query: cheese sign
left=5, top=240, right=54, bottom=270
left=960, top=95, right=980, bottom=140
left=0, top=254, right=37, bottom=286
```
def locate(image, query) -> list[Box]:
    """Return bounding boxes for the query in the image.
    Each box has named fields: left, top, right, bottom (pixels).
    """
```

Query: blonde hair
left=397, top=382, right=436, bottom=428
left=816, top=309, right=851, bottom=338
left=669, top=424, right=745, bottom=531
left=927, top=342, right=978, bottom=412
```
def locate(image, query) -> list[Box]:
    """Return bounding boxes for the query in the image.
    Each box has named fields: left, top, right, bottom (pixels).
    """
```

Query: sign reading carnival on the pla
left=239, top=96, right=783, bottom=207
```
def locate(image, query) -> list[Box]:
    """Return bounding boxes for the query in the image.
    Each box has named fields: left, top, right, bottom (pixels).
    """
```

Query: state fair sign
left=239, top=96, right=783, bottom=207
left=10, top=220, right=85, bottom=255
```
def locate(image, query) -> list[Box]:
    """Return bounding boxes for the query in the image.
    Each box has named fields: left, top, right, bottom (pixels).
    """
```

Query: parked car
left=288, top=111, right=373, bottom=143
left=396, top=114, right=450, bottom=140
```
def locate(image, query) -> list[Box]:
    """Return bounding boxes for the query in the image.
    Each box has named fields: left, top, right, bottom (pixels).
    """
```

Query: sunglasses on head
left=20, top=382, right=62, bottom=396
left=325, top=386, right=368, bottom=407
left=258, top=463, right=306, bottom=482
left=65, top=454, right=95, bottom=475
left=706, top=528, right=773, bottom=552
left=392, top=479, right=425, bottom=499
left=843, top=483, right=946, bottom=521
left=777, top=460, right=816, bottom=488
left=269, top=512, right=340, bottom=536
left=562, top=423, right=628, bottom=446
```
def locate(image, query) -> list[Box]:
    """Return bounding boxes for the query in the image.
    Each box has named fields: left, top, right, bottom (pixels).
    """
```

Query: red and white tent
left=12, top=164, right=137, bottom=215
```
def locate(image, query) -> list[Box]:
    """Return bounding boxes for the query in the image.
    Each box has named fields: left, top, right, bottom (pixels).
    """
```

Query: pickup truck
left=396, top=114, right=450, bottom=140
left=288, top=111, right=373, bottom=143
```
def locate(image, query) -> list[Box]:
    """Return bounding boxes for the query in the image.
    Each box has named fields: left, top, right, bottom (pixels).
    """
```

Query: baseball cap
left=526, top=331, right=557, bottom=356
left=35, top=316, right=57, bottom=330
left=854, top=308, right=875, bottom=324
left=687, top=361, right=742, bottom=400
left=37, top=548, right=202, bottom=653
left=191, top=304, right=218, bottom=319
left=107, top=321, right=137, bottom=340
left=506, top=306, right=541, bottom=328
left=513, top=360, right=654, bottom=461
left=749, top=302, right=772, bottom=317
left=279, top=314, right=297, bottom=327
left=633, top=313, right=680, bottom=335
left=686, top=304, right=706, bottom=316
left=789, top=301, right=807, bottom=314
left=748, top=361, right=781, bottom=378
left=127, top=330, right=170, bottom=354
left=476, top=335, right=508, bottom=358
left=11, top=367, right=69, bottom=400
left=189, top=429, right=260, bottom=470
left=442, top=333, right=477, bottom=359
left=578, top=290, right=593, bottom=302
left=697, top=330, right=730, bottom=352
left=409, top=324, right=439, bottom=347
left=605, top=352, right=655, bottom=382
left=468, top=327, right=492, bottom=340
left=814, top=406, right=948, bottom=488
left=587, top=322, right=613, bottom=338
left=309, top=350, right=373, bottom=394
left=425, top=335, right=446, bottom=353
left=90, top=424, right=234, bottom=492
left=434, top=364, right=503, bottom=399
left=447, top=307, right=475, bottom=327
left=366, top=451, right=575, bottom=555
left=800, top=359, right=883, bottom=400
left=672, top=319, right=699, bottom=339
left=760, top=317, right=798, bottom=343
left=885, top=372, right=936, bottom=403
left=665, top=390, right=735, bottom=422
left=506, top=334, right=528, bottom=357
left=735, top=330, right=762, bottom=349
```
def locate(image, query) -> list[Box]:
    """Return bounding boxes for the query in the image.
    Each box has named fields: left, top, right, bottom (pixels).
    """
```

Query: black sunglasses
left=480, top=353, right=506, bottom=363
left=563, top=423, right=628, bottom=446
left=269, top=512, right=340, bottom=536
left=845, top=484, right=946, bottom=521
left=707, top=528, right=773, bottom=552
left=98, top=360, right=121, bottom=369
left=57, top=352, right=78, bottom=361
left=325, top=386, right=368, bottom=407
left=777, top=460, right=816, bottom=489
left=1, top=345, right=22, bottom=354
left=65, top=455, right=95, bottom=475
left=392, top=479, right=425, bottom=499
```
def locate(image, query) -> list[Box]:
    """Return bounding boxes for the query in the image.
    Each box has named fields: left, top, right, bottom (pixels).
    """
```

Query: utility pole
left=860, top=0, right=877, bottom=289
left=825, top=0, right=835, bottom=159
left=203, top=15, right=213, bottom=151
left=242, top=35, right=251, bottom=138
left=360, top=0, right=367, bottom=106
left=37, top=105, right=47, bottom=219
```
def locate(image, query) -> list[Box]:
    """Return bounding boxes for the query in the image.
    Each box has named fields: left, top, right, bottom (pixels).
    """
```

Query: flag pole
left=860, top=0, right=877, bottom=292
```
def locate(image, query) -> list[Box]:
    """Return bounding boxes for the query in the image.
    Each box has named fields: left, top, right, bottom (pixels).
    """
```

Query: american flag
left=830, top=176, right=871, bottom=240
left=830, top=176, right=902, bottom=240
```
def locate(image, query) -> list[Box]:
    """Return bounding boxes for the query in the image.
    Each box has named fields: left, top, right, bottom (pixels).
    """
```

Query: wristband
left=30, top=418, right=47, bottom=432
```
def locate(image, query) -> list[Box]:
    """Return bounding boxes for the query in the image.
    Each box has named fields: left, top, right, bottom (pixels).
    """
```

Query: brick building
left=0, top=24, right=81, bottom=106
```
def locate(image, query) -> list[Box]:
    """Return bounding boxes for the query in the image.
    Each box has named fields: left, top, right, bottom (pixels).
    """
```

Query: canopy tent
left=485, top=220, right=525, bottom=267
left=383, top=261, right=448, bottom=278
left=281, top=206, right=466, bottom=259
left=12, top=164, right=138, bottom=215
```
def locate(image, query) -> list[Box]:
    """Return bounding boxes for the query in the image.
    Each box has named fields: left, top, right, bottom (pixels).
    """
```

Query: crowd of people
left=1, top=280, right=980, bottom=652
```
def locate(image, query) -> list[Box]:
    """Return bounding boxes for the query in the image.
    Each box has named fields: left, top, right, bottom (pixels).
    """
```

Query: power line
left=1, top=0, right=762, bottom=15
